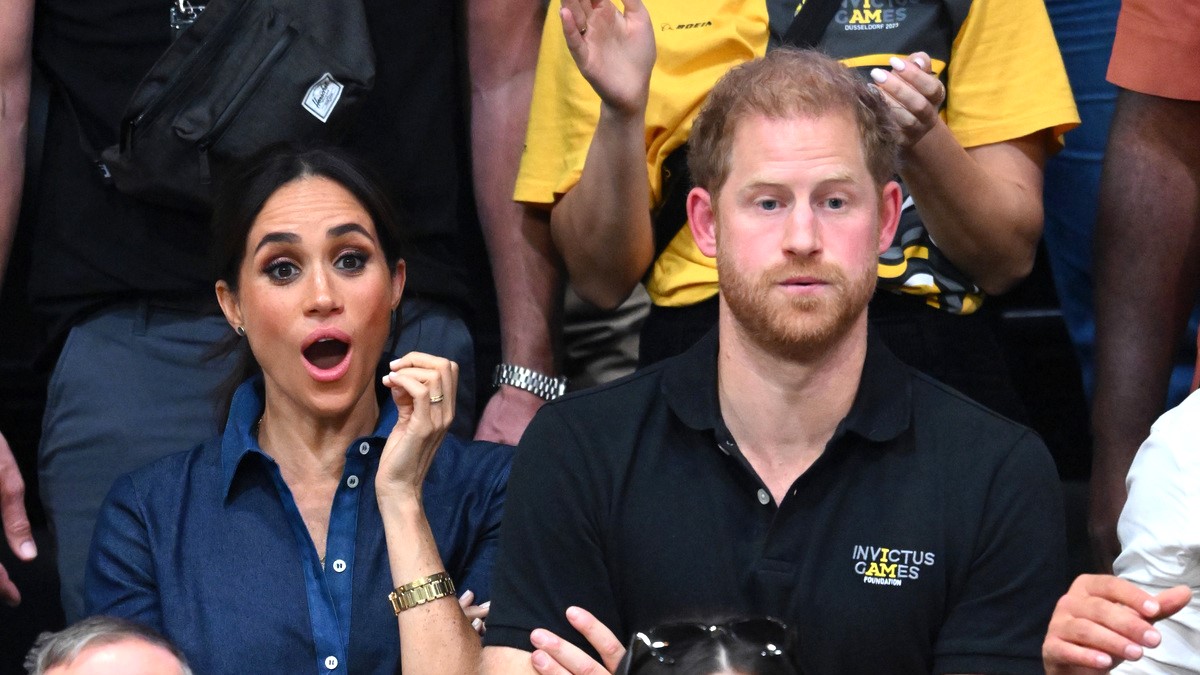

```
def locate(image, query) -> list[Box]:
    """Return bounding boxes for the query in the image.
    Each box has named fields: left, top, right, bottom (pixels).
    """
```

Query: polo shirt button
left=346, top=475, right=359, bottom=489
left=325, top=655, right=338, bottom=670
left=757, top=489, right=770, bottom=505
left=358, top=441, right=370, bottom=455
left=332, top=559, right=347, bottom=573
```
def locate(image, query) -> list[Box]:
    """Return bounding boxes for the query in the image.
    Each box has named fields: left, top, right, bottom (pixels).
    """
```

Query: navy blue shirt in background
left=84, top=377, right=512, bottom=674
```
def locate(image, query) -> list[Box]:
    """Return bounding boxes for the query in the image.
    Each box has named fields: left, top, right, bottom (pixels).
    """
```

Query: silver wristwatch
left=493, top=364, right=567, bottom=401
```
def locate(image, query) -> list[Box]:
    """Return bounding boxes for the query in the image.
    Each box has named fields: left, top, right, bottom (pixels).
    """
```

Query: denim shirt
left=85, top=377, right=512, bottom=674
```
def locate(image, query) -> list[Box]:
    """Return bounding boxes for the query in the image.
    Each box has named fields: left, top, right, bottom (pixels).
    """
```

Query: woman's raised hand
left=560, top=0, right=656, bottom=116
left=377, top=352, right=458, bottom=500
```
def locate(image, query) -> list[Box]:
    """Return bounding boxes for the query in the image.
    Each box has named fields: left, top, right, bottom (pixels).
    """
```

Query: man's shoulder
left=538, top=360, right=674, bottom=424
left=906, top=367, right=1046, bottom=460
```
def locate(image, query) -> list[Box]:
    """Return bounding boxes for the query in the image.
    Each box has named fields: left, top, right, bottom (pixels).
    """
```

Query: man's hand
left=475, top=386, right=545, bottom=446
left=560, top=0, right=656, bottom=116
left=869, top=52, right=946, bottom=149
left=529, top=606, right=627, bottom=675
left=0, top=429, right=36, bottom=607
left=1043, top=574, right=1192, bottom=674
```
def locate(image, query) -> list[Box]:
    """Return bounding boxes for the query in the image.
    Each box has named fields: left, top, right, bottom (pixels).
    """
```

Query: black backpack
left=98, top=0, right=376, bottom=211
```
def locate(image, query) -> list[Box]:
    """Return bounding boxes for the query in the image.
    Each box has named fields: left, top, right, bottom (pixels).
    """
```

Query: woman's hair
left=208, top=145, right=408, bottom=426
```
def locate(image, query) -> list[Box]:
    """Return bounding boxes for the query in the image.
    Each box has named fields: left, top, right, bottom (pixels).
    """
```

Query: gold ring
left=429, top=393, right=445, bottom=404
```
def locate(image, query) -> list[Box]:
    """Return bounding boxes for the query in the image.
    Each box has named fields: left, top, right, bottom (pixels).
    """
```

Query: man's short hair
left=688, top=48, right=900, bottom=198
left=25, top=616, right=192, bottom=675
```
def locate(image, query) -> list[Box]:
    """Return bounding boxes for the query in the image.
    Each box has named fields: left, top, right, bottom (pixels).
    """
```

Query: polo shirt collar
left=661, top=325, right=912, bottom=444
left=219, top=376, right=398, bottom=498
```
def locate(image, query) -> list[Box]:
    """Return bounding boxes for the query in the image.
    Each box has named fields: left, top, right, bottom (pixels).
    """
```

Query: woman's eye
left=335, top=252, right=368, bottom=272
left=265, top=261, right=299, bottom=282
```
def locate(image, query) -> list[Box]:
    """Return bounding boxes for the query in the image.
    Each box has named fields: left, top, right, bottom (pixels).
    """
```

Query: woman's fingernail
left=480, top=601, right=491, bottom=610
left=1143, top=599, right=1160, bottom=615
left=1143, top=629, right=1161, bottom=646
left=530, top=629, right=551, bottom=648
left=532, top=651, right=550, bottom=669
left=19, top=541, right=37, bottom=559
left=1124, top=643, right=1144, bottom=660
left=472, top=618, right=483, bottom=631
left=1095, top=653, right=1113, bottom=668
left=888, top=56, right=906, bottom=71
left=870, top=68, right=888, bottom=84
left=912, top=56, right=925, bottom=69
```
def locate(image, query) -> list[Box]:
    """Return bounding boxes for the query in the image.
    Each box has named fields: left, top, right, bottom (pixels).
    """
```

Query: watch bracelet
left=389, top=571, right=456, bottom=614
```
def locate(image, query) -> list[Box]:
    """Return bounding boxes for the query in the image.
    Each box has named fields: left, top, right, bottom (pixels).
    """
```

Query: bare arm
left=1089, top=92, right=1200, bottom=569
left=469, top=0, right=561, bottom=445
left=548, top=0, right=656, bottom=310
left=870, top=53, right=1047, bottom=295
left=379, top=355, right=480, bottom=675
left=0, top=0, right=36, bottom=608
left=0, top=0, right=34, bottom=295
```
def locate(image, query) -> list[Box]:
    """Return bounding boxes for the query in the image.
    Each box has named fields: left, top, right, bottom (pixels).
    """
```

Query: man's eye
left=758, top=199, right=781, bottom=211
left=826, top=198, right=846, bottom=210
left=265, top=261, right=299, bottom=282
left=335, top=252, right=368, bottom=271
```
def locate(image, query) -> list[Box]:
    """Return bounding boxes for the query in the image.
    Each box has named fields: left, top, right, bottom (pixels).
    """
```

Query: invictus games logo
left=851, top=544, right=935, bottom=587
left=834, top=0, right=911, bottom=31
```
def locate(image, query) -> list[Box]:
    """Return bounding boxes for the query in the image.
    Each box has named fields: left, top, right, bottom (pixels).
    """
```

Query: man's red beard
left=719, top=252, right=877, bottom=362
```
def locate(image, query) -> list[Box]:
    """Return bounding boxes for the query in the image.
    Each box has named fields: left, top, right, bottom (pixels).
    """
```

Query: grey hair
left=25, top=616, right=192, bottom=675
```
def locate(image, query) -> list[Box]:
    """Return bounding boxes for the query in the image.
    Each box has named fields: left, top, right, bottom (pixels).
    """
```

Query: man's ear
left=878, top=180, right=903, bottom=253
left=215, top=280, right=243, bottom=332
left=390, top=259, right=407, bottom=310
left=687, top=187, right=718, bottom=258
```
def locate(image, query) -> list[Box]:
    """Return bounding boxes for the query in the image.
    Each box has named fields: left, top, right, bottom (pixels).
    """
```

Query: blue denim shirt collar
left=219, top=376, right=399, bottom=499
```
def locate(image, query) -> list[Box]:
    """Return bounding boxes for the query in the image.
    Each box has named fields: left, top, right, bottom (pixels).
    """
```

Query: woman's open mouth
left=301, top=330, right=353, bottom=382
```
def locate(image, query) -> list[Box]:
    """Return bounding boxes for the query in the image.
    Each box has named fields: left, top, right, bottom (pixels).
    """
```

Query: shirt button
left=325, top=655, right=338, bottom=670
left=358, top=441, right=370, bottom=455
left=346, top=475, right=359, bottom=489
left=332, top=559, right=347, bottom=573
left=757, top=489, right=770, bottom=505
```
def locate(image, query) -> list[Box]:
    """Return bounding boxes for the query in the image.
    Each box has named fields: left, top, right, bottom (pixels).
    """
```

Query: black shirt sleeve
left=933, top=431, right=1067, bottom=674
left=482, top=404, right=624, bottom=659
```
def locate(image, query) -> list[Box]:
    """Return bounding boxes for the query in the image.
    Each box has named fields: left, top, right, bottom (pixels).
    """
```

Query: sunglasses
left=619, top=617, right=802, bottom=674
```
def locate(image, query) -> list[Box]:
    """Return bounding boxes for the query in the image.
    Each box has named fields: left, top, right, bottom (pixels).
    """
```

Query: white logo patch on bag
left=302, top=73, right=344, bottom=123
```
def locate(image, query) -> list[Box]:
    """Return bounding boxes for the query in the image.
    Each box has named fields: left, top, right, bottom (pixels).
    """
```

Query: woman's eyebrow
left=328, top=223, right=373, bottom=240
left=253, top=231, right=300, bottom=253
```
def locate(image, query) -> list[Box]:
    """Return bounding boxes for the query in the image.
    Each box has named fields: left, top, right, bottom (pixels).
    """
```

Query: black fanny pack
left=97, top=0, right=375, bottom=211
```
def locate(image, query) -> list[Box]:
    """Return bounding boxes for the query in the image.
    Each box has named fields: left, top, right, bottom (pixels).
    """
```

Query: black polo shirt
left=484, top=329, right=1065, bottom=674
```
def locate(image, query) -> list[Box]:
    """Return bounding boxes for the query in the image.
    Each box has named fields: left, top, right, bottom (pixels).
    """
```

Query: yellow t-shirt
left=515, top=0, right=1080, bottom=312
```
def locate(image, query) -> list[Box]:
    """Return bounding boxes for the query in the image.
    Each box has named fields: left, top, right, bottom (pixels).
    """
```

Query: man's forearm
left=468, top=0, right=559, bottom=375
left=1090, top=91, right=1200, bottom=566
left=551, top=103, right=653, bottom=310
left=0, top=0, right=34, bottom=296
left=898, top=123, right=1046, bottom=295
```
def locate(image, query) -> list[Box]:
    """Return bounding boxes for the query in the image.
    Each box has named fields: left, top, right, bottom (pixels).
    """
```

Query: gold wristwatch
left=388, top=571, right=456, bottom=615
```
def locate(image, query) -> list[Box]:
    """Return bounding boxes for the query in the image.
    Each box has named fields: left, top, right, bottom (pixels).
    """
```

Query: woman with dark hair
left=83, top=147, right=511, bottom=674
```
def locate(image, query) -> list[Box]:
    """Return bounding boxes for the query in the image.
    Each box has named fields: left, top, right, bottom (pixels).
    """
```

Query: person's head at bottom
left=686, top=47, right=901, bottom=361
left=25, top=616, right=191, bottom=675
left=619, top=617, right=802, bottom=675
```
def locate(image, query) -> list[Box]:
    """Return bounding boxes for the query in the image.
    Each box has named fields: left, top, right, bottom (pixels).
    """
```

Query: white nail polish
left=870, top=69, right=888, bottom=84
left=19, top=541, right=36, bottom=559
left=888, top=56, right=905, bottom=71
left=912, top=57, right=925, bottom=70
